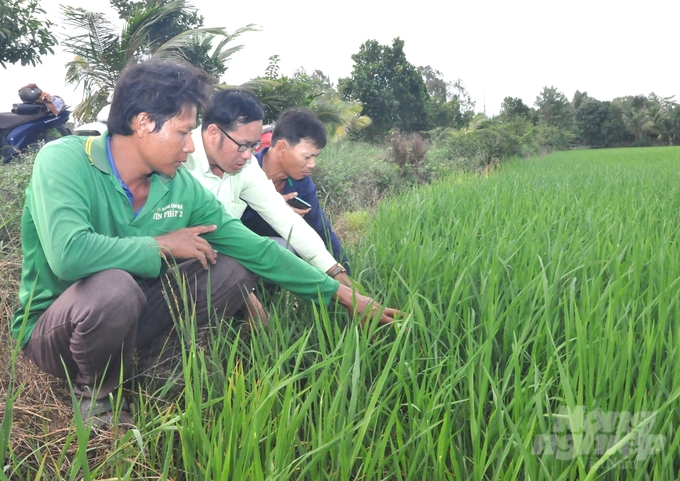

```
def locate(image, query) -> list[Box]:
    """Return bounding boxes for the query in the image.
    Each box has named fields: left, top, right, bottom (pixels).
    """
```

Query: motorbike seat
left=13, top=103, right=48, bottom=115
left=0, top=110, right=52, bottom=131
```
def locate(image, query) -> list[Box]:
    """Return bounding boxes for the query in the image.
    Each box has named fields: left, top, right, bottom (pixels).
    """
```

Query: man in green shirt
left=13, top=58, right=399, bottom=429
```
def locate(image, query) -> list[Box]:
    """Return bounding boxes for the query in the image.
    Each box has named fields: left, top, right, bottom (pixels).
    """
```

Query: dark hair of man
left=271, top=108, right=327, bottom=149
left=107, top=57, right=213, bottom=136
left=201, top=88, right=265, bottom=135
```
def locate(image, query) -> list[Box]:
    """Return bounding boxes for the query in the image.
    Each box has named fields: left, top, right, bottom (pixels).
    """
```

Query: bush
left=534, top=125, right=575, bottom=152
left=434, top=125, right=525, bottom=173
left=313, top=140, right=400, bottom=217
left=631, top=137, right=652, bottom=148
left=424, top=119, right=579, bottom=175
left=387, top=131, right=429, bottom=184
left=0, top=151, right=34, bottom=248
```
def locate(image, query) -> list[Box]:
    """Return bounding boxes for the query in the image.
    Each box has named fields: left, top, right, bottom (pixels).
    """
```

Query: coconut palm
left=621, top=106, right=655, bottom=142
left=308, top=93, right=371, bottom=141
left=462, top=114, right=491, bottom=133
left=235, top=79, right=291, bottom=125
left=236, top=78, right=372, bottom=140
left=61, top=1, right=255, bottom=123
left=645, top=102, right=668, bottom=142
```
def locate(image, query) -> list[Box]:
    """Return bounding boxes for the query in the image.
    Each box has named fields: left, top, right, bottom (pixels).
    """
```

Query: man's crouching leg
left=23, top=269, right=144, bottom=426
left=135, top=254, right=256, bottom=378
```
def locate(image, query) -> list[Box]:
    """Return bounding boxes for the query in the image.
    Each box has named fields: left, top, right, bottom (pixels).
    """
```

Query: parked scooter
left=72, top=104, right=109, bottom=137
left=0, top=85, right=72, bottom=163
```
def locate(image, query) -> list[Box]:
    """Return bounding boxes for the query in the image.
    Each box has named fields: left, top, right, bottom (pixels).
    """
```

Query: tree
left=0, top=0, right=57, bottom=68
left=419, top=66, right=475, bottom=130
left=419, top=65, right=447, bottom=101
left=498, top=96, right=531, bottom=122
left=450, top=79, right=475, bottom=120
left=425, top=97, right=464, bottom=131
left=247, top=59, right=322, bottom=123
left=575, top=100, right=607, bottom=146
left=110, top=0, right=227, bottom=78
left=309, top=93, right=372, bottom=141
left=645, top=94, right=680, bottom=145
left=339, top=38, right=429, bottom=138
left=535, top=86, right=573, bottom=129
left=615, top=95, right=656, bottom=143
left=668, top=104, right=680, bottom=145
left=61, top=1, right=254, bottom=122
left=246, top=62, right=370, bottom=139
left=264, top=54, right=281, bottom=80
left=571, top=90, right=590, bottom=112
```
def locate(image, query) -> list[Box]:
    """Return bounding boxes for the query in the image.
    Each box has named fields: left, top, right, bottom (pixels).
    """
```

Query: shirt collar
left=84, top=132, right=110, bottom=173
left=84, top=131, right=172, bottom=184
left=191, top=125, right=254, bottom=178
left=190, top=127, right=213, bottom=176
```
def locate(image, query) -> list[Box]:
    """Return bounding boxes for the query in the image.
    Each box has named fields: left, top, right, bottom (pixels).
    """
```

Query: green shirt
left=12, top=134, right=339, bottom=347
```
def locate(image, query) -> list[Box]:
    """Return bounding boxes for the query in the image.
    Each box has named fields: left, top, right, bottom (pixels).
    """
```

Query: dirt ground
left=1, top=239, right=122, bottom=477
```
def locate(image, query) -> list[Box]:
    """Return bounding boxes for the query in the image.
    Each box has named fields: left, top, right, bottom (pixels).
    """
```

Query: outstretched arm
left=239, top=163, right=340, bottom=273
left=331, top=283, right=401, bottom=326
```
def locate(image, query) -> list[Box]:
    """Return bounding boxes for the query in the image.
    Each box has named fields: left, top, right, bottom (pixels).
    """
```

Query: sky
left=2, top=0, right=679, bottom=122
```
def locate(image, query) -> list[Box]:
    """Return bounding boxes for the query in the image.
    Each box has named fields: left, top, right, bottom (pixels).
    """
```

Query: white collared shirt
left=184, top=127, right=337, bottom=272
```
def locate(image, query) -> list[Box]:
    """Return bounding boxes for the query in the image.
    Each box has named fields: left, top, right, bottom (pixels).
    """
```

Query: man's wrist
left=327, top=263, right=346, bottom=278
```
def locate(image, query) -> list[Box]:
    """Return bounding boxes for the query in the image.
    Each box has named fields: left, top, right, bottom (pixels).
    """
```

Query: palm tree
left=236, top=79, right=372, bottom=140
left=621, top=106, right=655, bottom=142
left=61, top=1, right=255, bottom=123
left=308, top=93, right=371, bottom=141
left=462, top=114, right=491, bottom=133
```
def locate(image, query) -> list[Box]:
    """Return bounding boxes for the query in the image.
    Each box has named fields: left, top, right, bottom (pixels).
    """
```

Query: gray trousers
left=22, top=254, right=255, bottom=400
left=271, top=236, right=297, bottom=255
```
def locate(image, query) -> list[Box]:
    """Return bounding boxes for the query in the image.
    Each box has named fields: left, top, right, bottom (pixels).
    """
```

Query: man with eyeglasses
left=185, top=89, right=353, bottom=309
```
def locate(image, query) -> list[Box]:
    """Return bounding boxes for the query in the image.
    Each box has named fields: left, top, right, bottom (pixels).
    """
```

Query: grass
left=350, top=146, right=680, bottom=479
left=313, top=139, right=399, bottom=216
left=2, top=146, right=680, bottom=479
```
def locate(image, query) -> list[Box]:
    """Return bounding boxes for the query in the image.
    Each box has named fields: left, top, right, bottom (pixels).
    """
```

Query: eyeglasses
left=215, top=125, right=262, bottom=152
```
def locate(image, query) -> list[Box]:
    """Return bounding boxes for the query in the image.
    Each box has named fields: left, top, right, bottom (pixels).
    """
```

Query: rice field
left=2, top=146, right=680, bottom=480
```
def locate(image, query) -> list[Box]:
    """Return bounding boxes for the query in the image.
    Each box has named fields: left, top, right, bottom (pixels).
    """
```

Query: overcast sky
left=2, top=0, right=678, bottom=121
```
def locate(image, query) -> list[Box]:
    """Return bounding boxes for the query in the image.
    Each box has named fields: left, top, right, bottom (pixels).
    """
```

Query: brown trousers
left=22, top=254, right=255, bottom=400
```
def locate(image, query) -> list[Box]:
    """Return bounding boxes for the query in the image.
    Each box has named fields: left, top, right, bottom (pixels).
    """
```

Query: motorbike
left=72, top=104, right=109, bottom=137
left=0, top=85, right=72, bottom=163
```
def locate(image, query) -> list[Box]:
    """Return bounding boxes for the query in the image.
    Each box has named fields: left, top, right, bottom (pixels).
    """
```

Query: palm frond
left=309, top=93, right=371, bottom=140
left=59, top=1, right=255, bottom=123
left=121, top=1, right=188, bottom=60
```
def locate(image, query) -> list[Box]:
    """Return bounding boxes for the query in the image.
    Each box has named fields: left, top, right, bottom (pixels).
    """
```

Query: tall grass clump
left=313, top=140, right=399, bottom=215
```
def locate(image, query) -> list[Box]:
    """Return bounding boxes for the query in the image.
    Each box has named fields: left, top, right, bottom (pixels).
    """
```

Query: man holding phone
left=184, top=90, right=351, bottom=288
left=241, top=108, right=350, bottom=276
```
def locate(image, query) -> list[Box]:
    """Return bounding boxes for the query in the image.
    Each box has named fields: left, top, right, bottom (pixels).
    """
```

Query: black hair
left=201, top=88, right=264, bottom=132
left=107, top=57, right=213, bottom=135
left=271, top=108, right=327, bottom=149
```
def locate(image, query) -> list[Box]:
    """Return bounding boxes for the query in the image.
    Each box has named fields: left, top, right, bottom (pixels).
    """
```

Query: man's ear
left=273, top=139, right=289, bottom=154
left=203, top=124, right=224, bottom=153
left=131, top=112, right=156, bottom=137
left=206, top=124, right=222, bottom=144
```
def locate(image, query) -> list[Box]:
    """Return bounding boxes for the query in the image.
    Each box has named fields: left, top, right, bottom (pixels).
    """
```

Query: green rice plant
left=348, top=146, right=680, bottom=479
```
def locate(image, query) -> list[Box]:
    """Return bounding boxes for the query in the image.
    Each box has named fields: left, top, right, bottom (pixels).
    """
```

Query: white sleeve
left=239, top=161, right=338, bottom=272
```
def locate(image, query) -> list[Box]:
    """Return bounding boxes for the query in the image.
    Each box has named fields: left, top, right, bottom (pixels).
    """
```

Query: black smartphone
left=287, top=196, right=311, bottom=209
